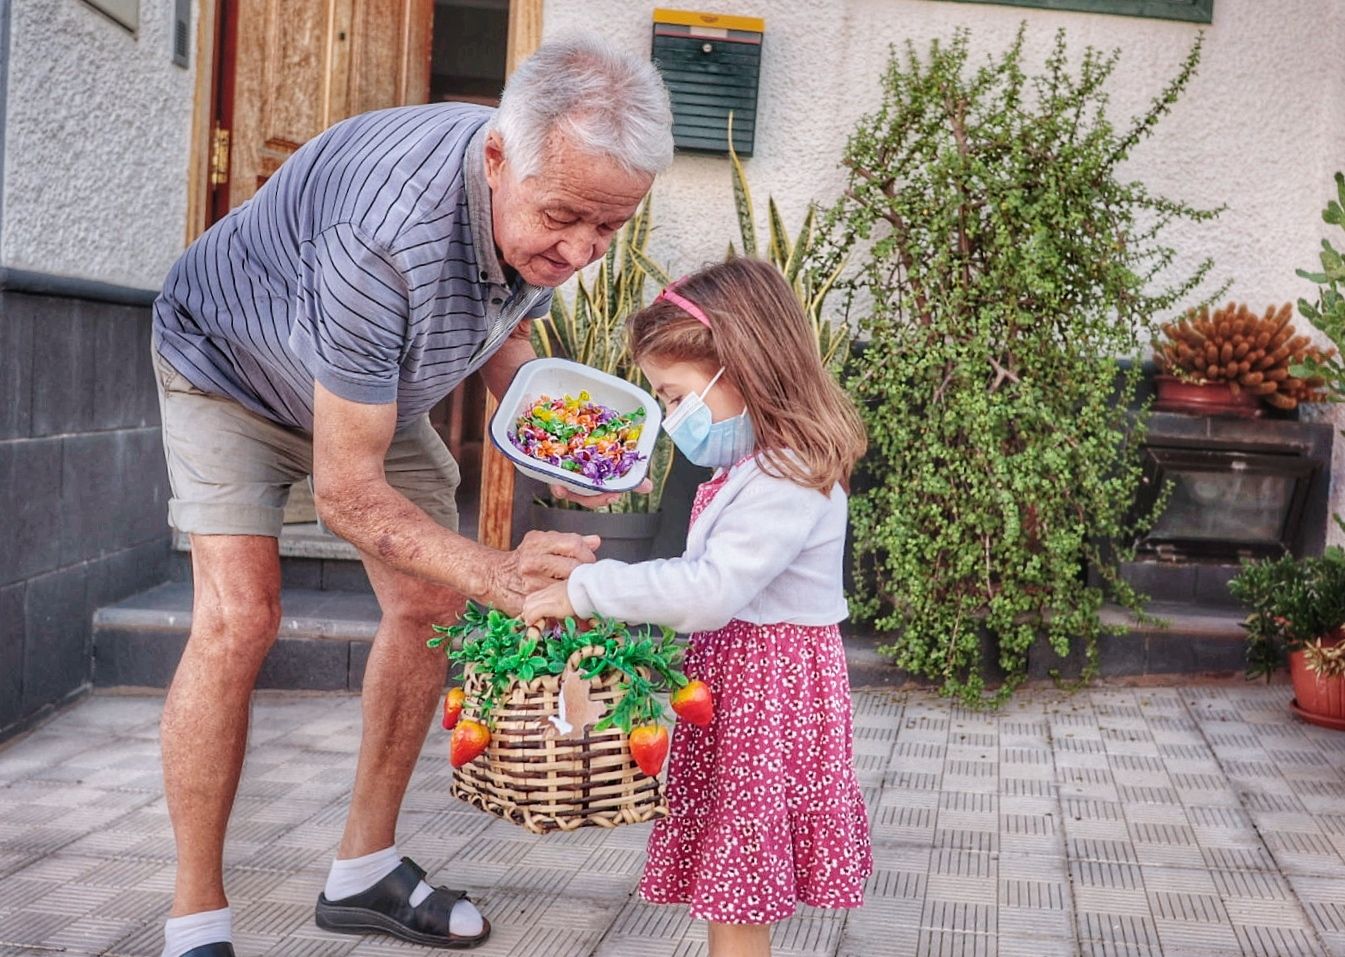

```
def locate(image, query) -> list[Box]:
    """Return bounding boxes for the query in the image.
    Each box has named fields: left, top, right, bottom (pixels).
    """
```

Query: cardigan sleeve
left=565, top=472, right=830, bottom=633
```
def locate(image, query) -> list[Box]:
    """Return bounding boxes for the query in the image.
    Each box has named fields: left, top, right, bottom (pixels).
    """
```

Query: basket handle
left=564, top=645, right=609, bottom=673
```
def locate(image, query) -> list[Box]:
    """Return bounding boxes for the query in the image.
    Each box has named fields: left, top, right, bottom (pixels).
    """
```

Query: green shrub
left=1228, top=549, right=1345, bottom=681
left=823, top=27, right=1219, bottom=705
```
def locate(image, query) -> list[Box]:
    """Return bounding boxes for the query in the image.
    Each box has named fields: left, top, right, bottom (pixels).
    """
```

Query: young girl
left=522, top=257, right=872, bottom=957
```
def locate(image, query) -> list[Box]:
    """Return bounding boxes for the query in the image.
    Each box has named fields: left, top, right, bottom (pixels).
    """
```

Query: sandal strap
left=420, top=884, right=467, bottom=913
left=322, top=856, right=472, bottom=939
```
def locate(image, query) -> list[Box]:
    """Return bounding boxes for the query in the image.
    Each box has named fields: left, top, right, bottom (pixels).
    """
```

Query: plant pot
left=527, top=504, right=661, bottom=564
left=1153, top=375, right=1262, bottom=418
left=1288, top=636, right=1345, bottom=730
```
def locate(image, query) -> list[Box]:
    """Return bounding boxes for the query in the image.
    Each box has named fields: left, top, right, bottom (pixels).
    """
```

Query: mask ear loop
left=699, top=366, right=726, bottom=400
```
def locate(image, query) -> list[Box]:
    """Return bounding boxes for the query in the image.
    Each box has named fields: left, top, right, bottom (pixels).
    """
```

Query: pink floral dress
left=637, top=468, right=873, bottom=924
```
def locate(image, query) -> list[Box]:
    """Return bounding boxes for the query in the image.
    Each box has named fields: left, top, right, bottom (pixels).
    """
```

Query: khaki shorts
left=153, top=349, right=459, bottom=538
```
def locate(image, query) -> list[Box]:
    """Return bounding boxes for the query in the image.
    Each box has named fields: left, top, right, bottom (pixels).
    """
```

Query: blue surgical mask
left=661, top=368, right=756, bottom=469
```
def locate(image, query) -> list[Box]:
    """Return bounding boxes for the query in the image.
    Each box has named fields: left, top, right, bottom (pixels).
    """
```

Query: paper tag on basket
left=547, top=668, right=605, bottom=740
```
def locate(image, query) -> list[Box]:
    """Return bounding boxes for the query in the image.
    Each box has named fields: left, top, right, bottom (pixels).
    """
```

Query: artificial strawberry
left=670, top=680, right=714, bottom=727
left=628, top=724, right=669, bottom=777
left=441, top=687, right=465, bottom=730
left=450, top=719, right=491, bottom=768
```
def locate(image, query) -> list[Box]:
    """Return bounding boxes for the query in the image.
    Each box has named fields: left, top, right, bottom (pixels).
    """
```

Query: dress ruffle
left=640, top=795, right=873, bottom=923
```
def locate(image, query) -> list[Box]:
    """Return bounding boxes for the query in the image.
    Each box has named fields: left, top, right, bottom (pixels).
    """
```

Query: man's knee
left=370, top=568, right=465, bottom=632
left=191, top=588, right=282, bottom=659
left=382, top=599, right=464, bottom=636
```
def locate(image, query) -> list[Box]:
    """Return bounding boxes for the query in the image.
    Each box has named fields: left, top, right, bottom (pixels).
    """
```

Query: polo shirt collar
left=465, top=123, right=508, bottom=288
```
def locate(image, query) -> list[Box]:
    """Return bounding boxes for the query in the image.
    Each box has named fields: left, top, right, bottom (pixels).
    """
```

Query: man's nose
left=557, top=236, right=596, bottom=270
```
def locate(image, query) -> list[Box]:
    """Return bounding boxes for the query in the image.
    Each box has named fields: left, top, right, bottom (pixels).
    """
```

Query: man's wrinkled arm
left=310, top=382, right=599, bottom=613
left=310, top=382, right=501, bottom=597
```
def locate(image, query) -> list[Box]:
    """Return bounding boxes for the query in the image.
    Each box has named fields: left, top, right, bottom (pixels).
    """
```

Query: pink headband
left=655, top=279, right=710, bottom=328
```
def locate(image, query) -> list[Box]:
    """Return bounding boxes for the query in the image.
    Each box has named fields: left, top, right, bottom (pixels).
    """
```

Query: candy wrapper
left=508, top=391, right=647, bottom=486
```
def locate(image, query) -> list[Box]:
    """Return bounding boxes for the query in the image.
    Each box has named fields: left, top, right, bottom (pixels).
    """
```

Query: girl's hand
left=549, top=477, right=653, bottom=509
left=522, top=581, right=576, bottom=626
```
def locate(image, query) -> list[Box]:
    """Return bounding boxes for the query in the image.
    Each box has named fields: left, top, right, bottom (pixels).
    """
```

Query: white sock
left=324, top=846, right=483, bottom=938
left=161, top=906, right=231, bottom=957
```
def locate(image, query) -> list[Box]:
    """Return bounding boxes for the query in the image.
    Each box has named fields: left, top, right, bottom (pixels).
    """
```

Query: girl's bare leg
left=708, top=922, right=771, bottom=957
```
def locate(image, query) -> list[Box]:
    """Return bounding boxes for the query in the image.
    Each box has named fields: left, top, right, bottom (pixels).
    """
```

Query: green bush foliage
left=1228, top=549, right=1345, bottom=681
left=1294, top=171, right=1345, bottom=535
left=823, top=28, right=1219, bottom=705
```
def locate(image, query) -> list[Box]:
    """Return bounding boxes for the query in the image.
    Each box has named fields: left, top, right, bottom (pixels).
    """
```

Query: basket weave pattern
left=451, top=646, right=669, bottom=833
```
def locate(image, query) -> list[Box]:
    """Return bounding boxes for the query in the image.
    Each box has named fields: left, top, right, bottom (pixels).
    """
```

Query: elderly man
left=149, top=37, right=672, bottom=957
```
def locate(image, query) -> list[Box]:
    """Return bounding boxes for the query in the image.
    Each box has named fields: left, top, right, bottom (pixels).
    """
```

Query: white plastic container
left=489, top=357, right=662, bottom=495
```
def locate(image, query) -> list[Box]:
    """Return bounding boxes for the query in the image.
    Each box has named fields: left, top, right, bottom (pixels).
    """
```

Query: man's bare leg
left=161, top=534, right=282, bottom=916
left=314, top=553, right=484, bottom=943
left=337, top=553, right=462, bottom=858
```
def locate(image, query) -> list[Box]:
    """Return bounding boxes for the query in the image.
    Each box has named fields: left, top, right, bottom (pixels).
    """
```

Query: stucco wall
left=545, top=0, right=1345, bottom=543
left=1, top=0, right=195, bottom=291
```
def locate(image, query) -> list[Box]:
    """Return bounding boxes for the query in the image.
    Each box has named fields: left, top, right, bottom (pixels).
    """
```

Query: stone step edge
left=93, top=604, right=1245, bottom=694
left=93, top=603, right=379, bottom=642
left=173, top=525, right=360, bottom=562
left=95, top=606, right=1241, bottom=644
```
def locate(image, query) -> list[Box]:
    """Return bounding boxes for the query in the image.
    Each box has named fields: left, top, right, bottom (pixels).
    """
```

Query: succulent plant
left=1303, top=637, right=1345, bottom=679
left=1156, top=302, right=1335, bottom=409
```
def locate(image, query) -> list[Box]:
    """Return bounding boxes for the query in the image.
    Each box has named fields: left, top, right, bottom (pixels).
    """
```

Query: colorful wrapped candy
left=509, top=391, right=646, bottom=485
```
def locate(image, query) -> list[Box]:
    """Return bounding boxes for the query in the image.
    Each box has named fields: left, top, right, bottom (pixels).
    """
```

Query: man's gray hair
left=493, top=34, right=674, bottom=180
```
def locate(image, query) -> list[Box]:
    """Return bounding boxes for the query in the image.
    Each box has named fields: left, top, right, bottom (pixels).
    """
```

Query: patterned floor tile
left=2, top=687, right=1343, bottom=955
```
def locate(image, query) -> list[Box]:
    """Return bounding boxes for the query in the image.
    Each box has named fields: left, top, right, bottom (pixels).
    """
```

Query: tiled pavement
left=1, top=685, right=1344, bottom=956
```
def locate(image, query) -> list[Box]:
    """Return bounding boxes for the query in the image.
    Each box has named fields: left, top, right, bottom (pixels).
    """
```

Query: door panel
left=222, top=0, right=431, bottom=212
left=229, top=0, right=335, bottom=208
left=346, top=0, right=432, bottom=117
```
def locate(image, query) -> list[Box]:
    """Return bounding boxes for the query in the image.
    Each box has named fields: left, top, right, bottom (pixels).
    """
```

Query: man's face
left=483, top=129, right=655, bottom=287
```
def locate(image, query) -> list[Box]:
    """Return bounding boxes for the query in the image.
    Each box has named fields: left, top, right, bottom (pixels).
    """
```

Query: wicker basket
left=451, top=646, right=668, bottom=833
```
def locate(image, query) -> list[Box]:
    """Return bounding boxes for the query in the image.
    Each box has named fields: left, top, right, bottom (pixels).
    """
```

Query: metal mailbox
left=651, top=9, right=764, bottom=157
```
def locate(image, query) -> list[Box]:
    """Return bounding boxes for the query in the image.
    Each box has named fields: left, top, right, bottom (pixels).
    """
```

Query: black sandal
left=314, top=857, right=490, bottom=949
left=181, top=945, right=235, bottom=957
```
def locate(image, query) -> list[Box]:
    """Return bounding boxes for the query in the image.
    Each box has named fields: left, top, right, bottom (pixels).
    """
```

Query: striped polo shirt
left=151, top=102, right=551, bottom=432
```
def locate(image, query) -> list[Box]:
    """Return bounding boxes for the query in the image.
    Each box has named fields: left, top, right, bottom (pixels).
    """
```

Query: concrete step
left=170, top=525, right=374, bottom=593
left=93, top=582, right=381, bottom=691
left=169, top=496, right=484, bottom=593
left=93, top=582, right=1247, bottom=694
left=844, top=600, right=1248, bottom=687
left=92, top=582, right=912, bottom=692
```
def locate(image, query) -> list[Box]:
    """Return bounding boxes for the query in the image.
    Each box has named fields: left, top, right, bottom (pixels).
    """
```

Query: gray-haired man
left=150, top=36, right=673, bottom=956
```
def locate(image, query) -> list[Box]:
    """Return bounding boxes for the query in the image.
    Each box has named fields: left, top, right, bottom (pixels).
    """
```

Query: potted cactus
left=1154, top=302, right=1333, bottom=417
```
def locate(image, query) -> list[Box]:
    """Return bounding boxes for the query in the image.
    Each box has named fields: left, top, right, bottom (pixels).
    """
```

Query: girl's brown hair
left=628, top=257, right=867, bottom=492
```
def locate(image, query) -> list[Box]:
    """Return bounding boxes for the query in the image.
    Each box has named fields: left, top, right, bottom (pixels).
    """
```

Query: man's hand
left=549, top=477, right=654, bottom=509
left=522, top=581, right=577, bottom=626
left=483, top=530, right=600, bottom=615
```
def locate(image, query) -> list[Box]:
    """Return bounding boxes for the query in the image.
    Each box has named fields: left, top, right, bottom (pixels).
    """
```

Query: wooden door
left=195, top=0, right=532, bottom=538
left=203, top=0, right=431, bottom=524
left=212, top=0, right=432, bottom=217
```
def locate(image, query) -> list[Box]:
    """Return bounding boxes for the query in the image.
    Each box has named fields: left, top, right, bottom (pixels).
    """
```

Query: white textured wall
left=546, top=0, right=1345, bottom=543
left=2, top=0, right=195, bottom=290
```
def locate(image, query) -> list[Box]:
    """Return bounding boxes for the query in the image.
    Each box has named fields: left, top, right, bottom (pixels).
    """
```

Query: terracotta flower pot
left=1288, top=635, right=1345, bottom=730
left=1153, top=374, right=1262, bottom=418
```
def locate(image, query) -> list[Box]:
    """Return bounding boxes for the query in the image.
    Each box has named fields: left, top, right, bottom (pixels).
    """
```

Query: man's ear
left=483, top=130, right=508, bottom=190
